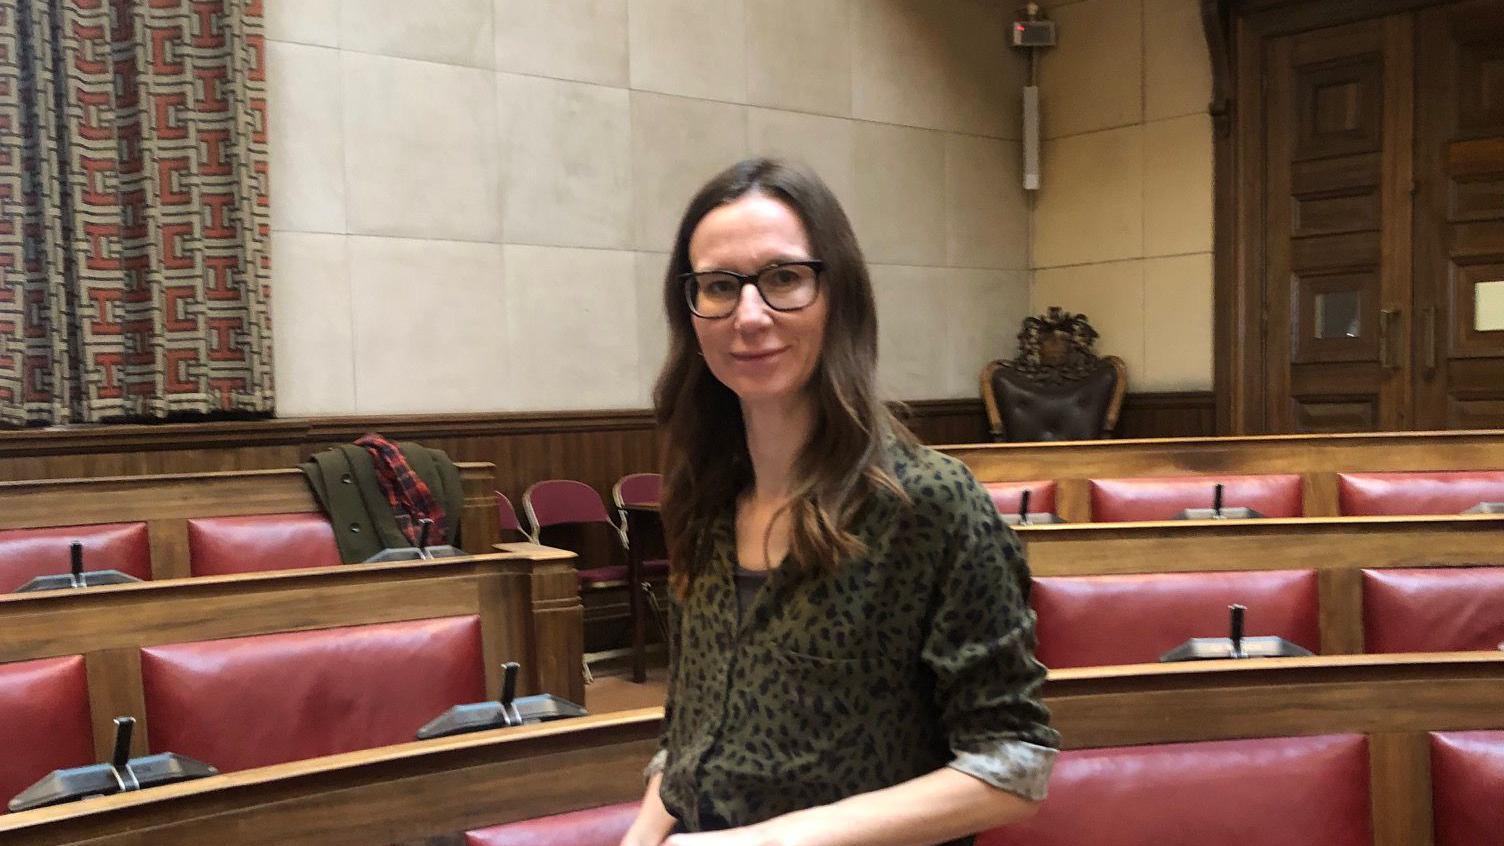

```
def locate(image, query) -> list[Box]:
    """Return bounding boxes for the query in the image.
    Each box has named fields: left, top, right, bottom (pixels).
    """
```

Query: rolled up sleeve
left=921, top=477, right=1060, bottom=801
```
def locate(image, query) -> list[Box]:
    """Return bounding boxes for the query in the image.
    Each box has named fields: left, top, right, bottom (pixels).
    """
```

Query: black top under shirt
left=733, top=564, right=770, bottom=618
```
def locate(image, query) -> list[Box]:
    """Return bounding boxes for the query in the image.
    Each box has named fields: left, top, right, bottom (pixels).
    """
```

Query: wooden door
left=1263, top=16, right=1415, bottom=432
left=1413, top=0, right=1504, bottom=428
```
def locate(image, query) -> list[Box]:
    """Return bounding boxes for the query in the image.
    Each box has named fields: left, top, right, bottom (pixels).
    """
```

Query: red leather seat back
left=0, top=523, right=152, bottom=593
left=140, top=616, right=486, bottom=772
left=0, top=656, right=96, bottom=813
left=979, top=734, right=1371, bottom=846
left=1032, top=569, right=1320, bottom=668
left=187, top=513, right=343, bottom=576
left=1339, top=471, right=1504, bottom=515
left=1431, top=731, right=1504, bottom=846
left=1089, top=474, right=1303, bottom=521
left=1362, top=567, right=1504, bottom=652
left=982, top=481, right=1057, bottom=515
left=465, top=802, right=640, bottom=846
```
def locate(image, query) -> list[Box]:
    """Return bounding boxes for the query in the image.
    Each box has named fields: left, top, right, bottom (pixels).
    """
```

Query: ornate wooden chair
left=979, top=307, right=1127, bottom=442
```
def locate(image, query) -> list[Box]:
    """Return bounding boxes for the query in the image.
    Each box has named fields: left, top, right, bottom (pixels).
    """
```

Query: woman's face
left=687, top=193, right=829, bottom=410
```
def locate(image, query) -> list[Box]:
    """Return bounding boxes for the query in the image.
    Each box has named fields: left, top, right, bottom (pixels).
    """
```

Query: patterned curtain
left=0, top=0, right=271, bottom=426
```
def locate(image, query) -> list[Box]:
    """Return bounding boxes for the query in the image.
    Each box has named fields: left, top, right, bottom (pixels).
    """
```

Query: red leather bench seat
left=187, top=512, right=343, bottom=576
left=1431, top=731, right=1504, bottom=846
left=140, top=616, right=485, bottom=772
left=1032, top=569, right=1319, bottom=668
left=1362, top=566, right=1504, bottom=652
left=982, top=481, right=1057, bottom=515
left=0, top=522, right=152, bottom=593
left=979, top=734, right=1371, bottom=846
left=1339, top=470, right=1504, bottom=516
left=1088, top=474, right=1303, bottom=521
left=0, top=656, right=95, bottom=812
left=465, top=801, right=640, bottom=846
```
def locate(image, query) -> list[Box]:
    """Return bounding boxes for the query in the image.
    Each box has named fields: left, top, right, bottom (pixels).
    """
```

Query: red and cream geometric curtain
left=0, top=0, right=272, bottom=426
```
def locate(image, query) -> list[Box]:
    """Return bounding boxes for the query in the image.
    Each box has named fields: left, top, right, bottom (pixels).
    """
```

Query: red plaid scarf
left=355, top=433, right=447, bottom=547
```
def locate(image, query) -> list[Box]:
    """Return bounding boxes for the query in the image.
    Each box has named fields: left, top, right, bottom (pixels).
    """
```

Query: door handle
left=1423, top=306, right=1437, bottom=374
left=1379, top=309, right=1401, bottom=370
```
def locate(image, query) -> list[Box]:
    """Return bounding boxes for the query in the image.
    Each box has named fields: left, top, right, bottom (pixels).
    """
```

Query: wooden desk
left=942, top=429, right=1504, bottom=521
left=0, top=548, right=585, bottom=758
left=1017, top=513, right=1504, bottom=653
left=0, top=463, right=502, bottom=579
left=619, top=502, right=663, bottom=684
left=3, top=653, right=1498, bottom=845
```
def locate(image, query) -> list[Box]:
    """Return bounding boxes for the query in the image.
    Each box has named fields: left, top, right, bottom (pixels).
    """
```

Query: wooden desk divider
left=2, top=653, right=1500, bottom=845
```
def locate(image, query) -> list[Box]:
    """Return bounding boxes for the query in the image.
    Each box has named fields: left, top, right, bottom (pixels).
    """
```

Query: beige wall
left=1029, top=0, right=1214, bottom=392
left=265, top=0, right=1034, bottom=416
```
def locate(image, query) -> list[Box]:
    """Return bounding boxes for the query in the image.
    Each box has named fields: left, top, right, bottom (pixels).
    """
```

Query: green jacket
left=300, top=442, right=464, bottom=563
left=651, top=442, right=1058, bottom=839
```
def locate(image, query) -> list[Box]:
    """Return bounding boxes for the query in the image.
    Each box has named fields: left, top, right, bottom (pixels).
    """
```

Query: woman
left=622, top=159, right=1058, bottom=846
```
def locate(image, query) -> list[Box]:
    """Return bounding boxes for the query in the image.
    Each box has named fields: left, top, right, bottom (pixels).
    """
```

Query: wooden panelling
left=0, top=397, right=1214, bottom=512
left=4, top=654, right=1501, bottom=845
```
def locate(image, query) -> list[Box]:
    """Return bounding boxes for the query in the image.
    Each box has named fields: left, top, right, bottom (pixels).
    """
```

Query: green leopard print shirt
left=649, top=442, right=1059, bottom=838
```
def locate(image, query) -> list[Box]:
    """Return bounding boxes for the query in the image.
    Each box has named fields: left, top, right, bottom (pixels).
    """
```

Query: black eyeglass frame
left=680, top=260, right=826, bottom=319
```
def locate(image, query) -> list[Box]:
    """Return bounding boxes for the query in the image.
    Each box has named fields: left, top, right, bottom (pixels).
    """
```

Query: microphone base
left=1159, top=636, right=1313, bottom=663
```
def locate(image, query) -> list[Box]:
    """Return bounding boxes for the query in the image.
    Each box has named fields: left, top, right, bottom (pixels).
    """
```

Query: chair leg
left=582, top=655, right=594, bottom=686
left=643, top=581, right=670, bottom=643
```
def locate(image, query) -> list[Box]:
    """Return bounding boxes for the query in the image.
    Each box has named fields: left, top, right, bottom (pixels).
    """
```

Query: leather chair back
left=524, top=480, right=628, bottom=588
left=186, top=513, right=342, bottom=577
left=0, top=522, right=152, bottom=593
left=495, top=492, right=529, bottom=540
left=0, top=656, right=95, bottom=812
left=986, top=360, right=1122, bottom=442
left=465, top=801, right=640, bottom=846
left=1032, top=569, right=1320, bottom=668
left=140, top=616, right=486, bottom=772
left=1338, top=471, right=1504, bottom=515
left=1089, top=474, right=1303, bottom=522
left=613, top=473, right=662, bottom=508
left=978, top=734, right=1371, bottom=846
left=1431, top=731, right=1504, bottom=846
left=1361, top=566, right=1504, bottom=652
left=982, top=481, right=1057, bottom=515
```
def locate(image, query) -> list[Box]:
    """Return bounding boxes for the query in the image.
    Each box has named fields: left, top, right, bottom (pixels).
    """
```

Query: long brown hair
left=653, top=158, right=913, bottom=597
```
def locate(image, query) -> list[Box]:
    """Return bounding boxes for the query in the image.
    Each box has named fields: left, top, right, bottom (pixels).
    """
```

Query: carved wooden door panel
left=1413, top=0, right=1504, bottom=428
left=1263, top=16, right=1415, bottom=433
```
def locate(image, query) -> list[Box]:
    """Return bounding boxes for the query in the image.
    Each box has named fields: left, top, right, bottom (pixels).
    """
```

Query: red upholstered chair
left=1338, top=471, right=1504, bottom=515
left=1088, top=474, right=1303, bottom=522
left=139, top=616, right=486, bottom=772
left=523, top=480, right=632, bottom=588
left=1431, top=731, right=1504, bottom=846
left=611, top=474, right=670, bottom=584
left=186, top=513, right=342, bottom=577
left=1031, top=569, right=1320, bottom=668
left=495, top=492, right=532, bottom=543
left=978, top=734, right=1371, bottom=846
left=465, top=801, right=640, bottom=846
left=0, top=522, right=152, bottom=593
left=1361, top=566, right=1504, bottom=652
left=0, top=656, right=95, bottom=813
left=982, top=481, right=1056, bottom=516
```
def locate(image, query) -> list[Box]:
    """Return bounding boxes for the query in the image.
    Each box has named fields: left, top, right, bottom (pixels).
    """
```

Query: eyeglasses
left=681, top=260, right=824, bottom=319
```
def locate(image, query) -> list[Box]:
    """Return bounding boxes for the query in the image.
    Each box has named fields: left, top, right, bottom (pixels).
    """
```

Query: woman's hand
left=620, top=773, right=679, bottom=846
left=663, top=826, right=780, bottom=846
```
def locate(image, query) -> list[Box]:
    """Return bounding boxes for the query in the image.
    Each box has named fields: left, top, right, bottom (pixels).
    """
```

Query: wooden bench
left=2, top=653, right=1498, bottom=845
left=1017, top=513, right=1504, bottom=654
left=0, top=464, right=502, bottom=579
left=0, top=548, right=586, bottom=761
left=943, top=429, right=1504, bottom=521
